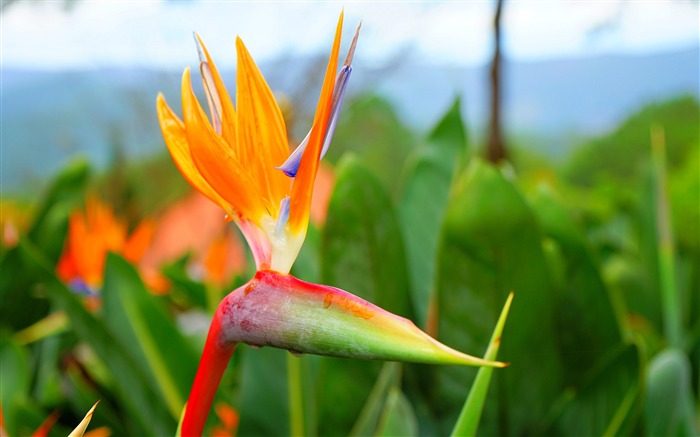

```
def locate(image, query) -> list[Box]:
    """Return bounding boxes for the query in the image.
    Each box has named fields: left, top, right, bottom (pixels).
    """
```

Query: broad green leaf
left=529, top=187, right=624, bottom=382
left=451, top=292, right=514, bottom=437
left=1, top=246, right=52, bottom=330
left=161, top=256, right=209, bottom=310
left=27, top=158, right=90, bottom=262
left=32, top=333, right=63, bottom=406
left=645, top=349, right=698, bottom=436
left=1, top=160, right=89, bottom=330
left=0, top=337, right=30, bottom=436
left=374, top=387, right=418, bottom=437
left=237, top=346, right=290, bottom=436
left=433, top=159, right=561, bottom=436
left=547, top=342, right=644, bottom=436
left=398, top=99, right=468, bottom=327
left=350, top=362, right=402, bottom=437
left=16, top=240, right=174, bottom=436
left=317, top=155, right=412, bottom=434
left=322, top=154, right=411, bottom=318
left=101, top=253, right=199, bottom=419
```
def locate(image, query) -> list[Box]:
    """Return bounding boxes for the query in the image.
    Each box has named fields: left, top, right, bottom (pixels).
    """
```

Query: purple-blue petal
left=276, top=65, right=353, bottom=178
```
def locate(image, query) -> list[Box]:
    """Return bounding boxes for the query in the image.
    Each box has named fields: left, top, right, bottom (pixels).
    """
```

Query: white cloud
left=1, top=0, right=697, bottom=70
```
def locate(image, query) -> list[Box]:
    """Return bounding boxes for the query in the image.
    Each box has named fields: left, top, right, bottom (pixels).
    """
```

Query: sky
left=1, top=0, right=699, bottom=70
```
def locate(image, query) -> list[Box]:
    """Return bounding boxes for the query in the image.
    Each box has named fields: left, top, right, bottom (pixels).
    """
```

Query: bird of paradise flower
left=56, top=195, right=156, bottom=302
left=157, top=12, right=506, bottom=436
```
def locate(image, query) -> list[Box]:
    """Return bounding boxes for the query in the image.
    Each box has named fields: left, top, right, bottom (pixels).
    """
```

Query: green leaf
left=397, top=99, right=468, bottom=327
left=322, top=154, right=411, bottom=318
left=161, top=256, right=209, bottom=310
left=350, top=362, right=402, bottom=437
left=27, top=158, right=90, bottom=262
left=433, top=159, right=560, bottom=435
left=547, top=342, right=644, bottom=436
left=65, top=364, right=128, bottom=436
left=451, top=292, right=514, bottom=437
left=374, top=387, right=418, bottom=437
left=1, top=160, right=89, bottom=330
left=529, top=187, right=624, bottom=381
left=0, top=336, right=30, bottom=436
left=16, top=240, right=174, bottom=436
left=645, top=349, right=698, bottom=436
left=317, top=155, right=412, bottom=434
left=101, top=253, right=199, bottom=419
left=237, top=346, right=290, bottom=436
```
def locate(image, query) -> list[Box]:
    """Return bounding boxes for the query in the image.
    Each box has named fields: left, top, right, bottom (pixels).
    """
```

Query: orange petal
left=181, top=68, right=261, bottom=222
left=157, top=93, right=233, bottom=215
left=68, top=210, right=104, bottom=288
left=235, top=37, right=290, bottom=215
left=195, top=34, right=237, bottom=145
left=57, top=245, right=79, bottom=283
left=31, top=411, right=59, bottom=437
left=123, top=219, right=155, bottom=263
left=214, top=402, right=239, bottom=431
left=288, top=12, right=343, bottom=232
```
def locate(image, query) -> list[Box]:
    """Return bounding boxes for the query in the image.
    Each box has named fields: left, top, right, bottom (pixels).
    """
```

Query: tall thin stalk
left=287, top=354, right=305, bottom=436
left=651, top=124, right=681, bottom=348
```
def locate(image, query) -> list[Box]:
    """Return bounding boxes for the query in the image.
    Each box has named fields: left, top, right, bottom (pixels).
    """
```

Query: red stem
left=181, top=307, right=237, bottom=437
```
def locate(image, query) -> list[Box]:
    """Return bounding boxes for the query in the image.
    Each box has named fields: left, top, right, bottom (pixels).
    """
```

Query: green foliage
left=398, top=99, right=468, bottom=327
left=329, top=94, right=418, bottom=195
left=645, top=349, right=698, bottom=436
left=2, top=94, right=698, bottom=436
left=566, top=95, right=699, bottom=186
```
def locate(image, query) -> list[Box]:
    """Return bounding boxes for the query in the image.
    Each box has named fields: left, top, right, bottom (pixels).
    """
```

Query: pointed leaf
left=374, top=388, right=418, bottom=437
left=322, top=155, right=411, bottom=318
left=398, top=99, right=467, bottom=327
left=529, top=187, right=623, bottom=382
left=349, top=362, right=402, bottom=437
left=433, top=159, right=561, bottom=435
left=68, top=401, right=99, bottom=437
left=101, top=253, right=199, bottom=419
left=451, top=292, right=513, bottom=437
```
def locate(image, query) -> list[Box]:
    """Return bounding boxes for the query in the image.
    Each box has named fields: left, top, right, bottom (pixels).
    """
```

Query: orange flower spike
left=57, top=197, right=155, bottom=293
left=288, top=12, right=343, bottom=235
left=234, top=37, right=290, bottom=216
left=194, top=34, right=237, bottom=143
left=156, top=95, right=233, bottom=216
left=123, top=219, right=156, bottom=263
left=182, top=68, right=261, bottom=222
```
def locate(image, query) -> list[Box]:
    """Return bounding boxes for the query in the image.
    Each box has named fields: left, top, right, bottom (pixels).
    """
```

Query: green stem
left=651, top=125, right=681, bottom=348
left=287, top=353, right=304, bottom=436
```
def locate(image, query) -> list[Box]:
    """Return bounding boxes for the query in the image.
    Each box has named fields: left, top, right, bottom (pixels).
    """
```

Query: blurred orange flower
left=56, top=196, right=155, bottom=294
left=210, top=402, right=239, bottom=437
left=140, top=191, right=247, bottom=287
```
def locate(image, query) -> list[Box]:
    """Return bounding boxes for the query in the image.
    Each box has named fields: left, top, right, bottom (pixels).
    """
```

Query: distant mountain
left=374, top=46, right=699, bottom=144
left=2, top=46, right=698, bottom=193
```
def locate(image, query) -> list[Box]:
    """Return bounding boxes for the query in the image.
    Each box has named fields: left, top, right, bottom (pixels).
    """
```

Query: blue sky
left=2, top=1, right=698, bottom=70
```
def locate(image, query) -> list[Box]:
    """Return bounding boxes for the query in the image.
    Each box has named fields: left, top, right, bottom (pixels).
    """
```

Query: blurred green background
left=1, top=1, right=698, bottom=436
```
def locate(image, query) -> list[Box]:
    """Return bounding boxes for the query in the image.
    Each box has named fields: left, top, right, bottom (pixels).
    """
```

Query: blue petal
left=276, top=64, right=353, bottom=178
left=275, top=196, right=291, bottom=236
left=68, top=279, right=99, bottom=297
